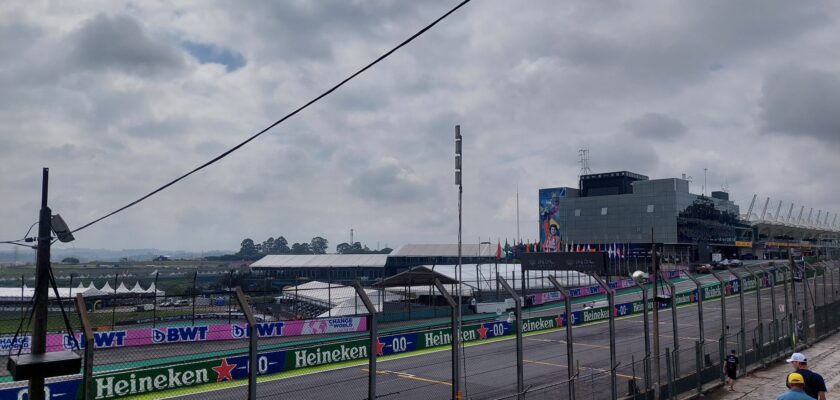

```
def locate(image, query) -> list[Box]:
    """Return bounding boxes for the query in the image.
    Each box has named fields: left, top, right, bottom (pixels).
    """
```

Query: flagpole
left=516, top=184, right=520, bottom=243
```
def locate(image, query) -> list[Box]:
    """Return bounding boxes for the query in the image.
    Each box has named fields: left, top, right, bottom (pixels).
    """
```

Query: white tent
left=130, top=282, right=146, bottom=293
left=116, top=282, right=131, bottom=294
left=99, top=282, right=114, bottom=293
left=75, top=282, right=86, bottom=291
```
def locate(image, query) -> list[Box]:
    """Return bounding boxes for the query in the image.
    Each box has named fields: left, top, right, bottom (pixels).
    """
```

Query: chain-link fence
left=1, top=260, right=839, bottom=399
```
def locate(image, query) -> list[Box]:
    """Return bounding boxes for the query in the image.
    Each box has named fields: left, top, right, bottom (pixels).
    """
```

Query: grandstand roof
left=250, top=254, right=388, bottom=269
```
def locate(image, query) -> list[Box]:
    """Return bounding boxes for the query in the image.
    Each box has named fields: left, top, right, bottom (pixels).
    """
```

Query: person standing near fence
left=777, top=373, right=816, bottom=400
left=724, top=349, right=739, bottom=391
left=786, top=353, right=827, bottom=400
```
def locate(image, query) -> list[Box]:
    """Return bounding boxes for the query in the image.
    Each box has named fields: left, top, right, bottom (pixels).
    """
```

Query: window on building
left=574, top=209, right=581, bottom=217
left=647, top=204, right=655, bottom=213
left=601, top=207, right=608, bottom=215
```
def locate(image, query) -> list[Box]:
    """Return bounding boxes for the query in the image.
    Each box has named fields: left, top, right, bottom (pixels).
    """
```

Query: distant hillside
left=0, top=247, right=232, bottom=263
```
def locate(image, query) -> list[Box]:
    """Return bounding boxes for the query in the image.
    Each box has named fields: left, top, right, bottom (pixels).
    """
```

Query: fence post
left=497, top=275, right=524, bottom=399
left=694, top=341, right=702, bottom=396
left=743, top=266, right=763, bottom=367
left=75, top=293, right=94, bottom=400
left=591, top=273, right=617, bottom=400
left=548, top=275, right=575, bottom=400
left=709, top=270, right=728, bottom=351
left=234, top=287, right=257, bottom=400
left=766, top=266, right=779, bottom=357
left=191, top=271, right=198, bottom=326
left=630, top=279, right=652, bottom=395
left=683, top=271, right=704, bottom=365
left=354, top=282, right=378, bottom=400
left=665, top=348, right=674, bottom=400
left=433, top=279, right=460, bottom=400
left=659, top=272, right=679, bottom=378
left=726, top=267, right=747, bottom=376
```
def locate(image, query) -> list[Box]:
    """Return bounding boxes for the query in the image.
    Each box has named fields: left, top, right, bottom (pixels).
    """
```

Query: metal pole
left=75, top=293, right=94, bottom=400
left=29, top=168, right=51, bottom=400
left=743, top=265, right=763, bottom=366
left=191, top=270, right=198, bottom=326
left=632, top=279, right=652, bottom=394
left=727, top=267, right=747, bottom=376
left=591, top=273, right=617, bottom=400
left=683, top=271, right=704, bottom=365
left=498, top=276, right=524, bottom=399
left=455, top=124, right=463, bottom=399
left=651, top=232, right=661, bottom=400
left=354, top=282, right=378, bottom=400
left=659, top=272, right=679, bottom=378
left=710, top=270, right=728, bottom=344
left=153, top=271, right=159, bottom=328
left=781, top=265, right=791, bottom=347
left=434, top=279, right=460, bottom=400
left=802, top=263, right=810, bottom=342
left=767, top=266, right=779, bottom=354
left=549, top=275, right=576, bottom=400
left=234, top=287, right=257, bottom=400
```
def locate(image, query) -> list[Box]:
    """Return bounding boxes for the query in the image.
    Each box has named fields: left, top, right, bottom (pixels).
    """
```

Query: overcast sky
left=1, top=1, right=839, bottom=253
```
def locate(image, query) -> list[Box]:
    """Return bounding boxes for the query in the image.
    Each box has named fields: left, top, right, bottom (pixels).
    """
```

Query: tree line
left=208, top=236, right=391, bottom=260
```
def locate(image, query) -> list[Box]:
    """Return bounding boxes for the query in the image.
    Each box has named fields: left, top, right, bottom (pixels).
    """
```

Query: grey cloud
left=556, top=1, right=828, bottom=88
left=760, top=67, right=840, bottom=146
left=348, top=159, right=433, bottom=205
left=624, top=113, right=687, bottom=140
left=70, top=14, right=185, bottom=76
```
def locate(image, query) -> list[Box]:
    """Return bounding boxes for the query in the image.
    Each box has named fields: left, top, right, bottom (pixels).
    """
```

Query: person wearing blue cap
left=786, top=353, right=827, bottom=400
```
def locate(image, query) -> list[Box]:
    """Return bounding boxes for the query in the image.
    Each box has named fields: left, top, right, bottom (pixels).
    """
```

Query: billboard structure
left=539, top=187, right=567, bottom=252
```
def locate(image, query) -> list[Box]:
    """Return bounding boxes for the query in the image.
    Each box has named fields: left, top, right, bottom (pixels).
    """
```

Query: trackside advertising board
left=0, top=269, right=780, bottom=399
left=0, top=317, right=366, bottom=354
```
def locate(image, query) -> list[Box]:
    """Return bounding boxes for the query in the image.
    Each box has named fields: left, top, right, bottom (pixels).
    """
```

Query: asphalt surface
left=173, top=263, right=839, bottom=400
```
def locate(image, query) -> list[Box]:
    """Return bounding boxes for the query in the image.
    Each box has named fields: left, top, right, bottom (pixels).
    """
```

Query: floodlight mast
left=454, top=125, right=463, bottom=400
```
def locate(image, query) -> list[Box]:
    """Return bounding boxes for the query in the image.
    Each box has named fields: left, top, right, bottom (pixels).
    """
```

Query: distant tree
left=61, top=257, right=80, bottom=264
left=237, top=238, right=260, bottom=259
left=261, top=237, right=276, bottom=255
left=336, top=242, right=352, bottom=254
left=310, top=237, right=329, bottom=254
left=378, top=247, right=393, bottom=254
left=271, top=236, right=290, bottom=254
left=290, top=242, right=313, bottom=254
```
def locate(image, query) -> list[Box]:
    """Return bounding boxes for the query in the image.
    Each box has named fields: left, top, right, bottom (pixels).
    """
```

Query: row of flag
left=494, top=239, right=633, bottom=259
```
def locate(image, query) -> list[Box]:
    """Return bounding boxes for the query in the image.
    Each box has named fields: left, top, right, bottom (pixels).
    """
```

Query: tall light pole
left=651, top=228, right=661, bottom=399
left=454, top=125, right=463, bottom=400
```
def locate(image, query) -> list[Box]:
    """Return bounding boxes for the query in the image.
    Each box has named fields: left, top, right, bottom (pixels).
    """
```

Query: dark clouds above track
left=0, top=1, right=838, bottom=252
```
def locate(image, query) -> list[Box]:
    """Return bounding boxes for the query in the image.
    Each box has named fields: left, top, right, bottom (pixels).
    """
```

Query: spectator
left=786, top=353, right=827, bottom=400
left=723, top=349, right=739, bottom=391
left=777, top=372, right=815, bottom=400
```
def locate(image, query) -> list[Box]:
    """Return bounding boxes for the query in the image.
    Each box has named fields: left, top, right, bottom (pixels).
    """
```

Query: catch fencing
left=0, top=259, right=838, bottom=399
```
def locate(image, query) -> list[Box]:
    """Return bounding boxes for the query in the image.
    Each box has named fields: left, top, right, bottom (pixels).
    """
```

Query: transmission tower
left=578, top=149, right=592, bottom=177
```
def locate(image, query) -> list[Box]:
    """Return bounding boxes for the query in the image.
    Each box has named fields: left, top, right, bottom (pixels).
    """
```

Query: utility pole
left=454, top=125, right=463, bottom=400
left=651, top=228, right=661, bottom=400
left=29, top=168, right=51, bottom=400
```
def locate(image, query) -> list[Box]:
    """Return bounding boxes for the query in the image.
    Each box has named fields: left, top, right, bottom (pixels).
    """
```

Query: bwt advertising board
left=520, top=252, right=608, bottom=275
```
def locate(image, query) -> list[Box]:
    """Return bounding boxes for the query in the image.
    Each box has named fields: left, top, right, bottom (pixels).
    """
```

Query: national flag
left=496, top=240, right=502, bottom=259
left=609, top=243, right=615, bottom=258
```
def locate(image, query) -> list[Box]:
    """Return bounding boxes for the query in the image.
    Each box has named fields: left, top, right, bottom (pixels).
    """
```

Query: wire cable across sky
left=71, top=0, right=472, bottom=234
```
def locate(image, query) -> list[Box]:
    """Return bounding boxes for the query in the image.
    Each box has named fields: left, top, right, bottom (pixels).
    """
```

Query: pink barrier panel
left=0, top=316, right=367, bottom=353
left=528, top=270, right=682, bottom=306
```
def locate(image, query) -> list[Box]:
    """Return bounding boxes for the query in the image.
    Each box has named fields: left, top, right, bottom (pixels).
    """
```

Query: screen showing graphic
left=539, top=187, right=566, bottom=252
